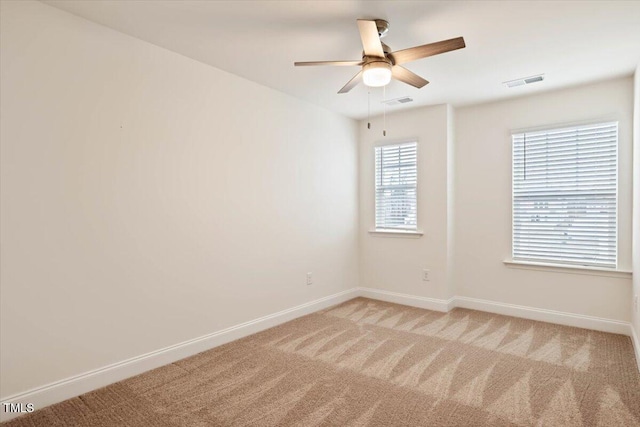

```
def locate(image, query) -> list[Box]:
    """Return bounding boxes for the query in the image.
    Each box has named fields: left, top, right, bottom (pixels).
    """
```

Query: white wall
left=0, top=0, right=358, bottom=399
left=359, top=104, right=454, bottom=300
left=359, top=78, right=633, bottom=321
left=455, top=78, right=633, bottom=321
left=446, top=104, right=457, bottom=299
left=633, top=66, right=639, bottom=341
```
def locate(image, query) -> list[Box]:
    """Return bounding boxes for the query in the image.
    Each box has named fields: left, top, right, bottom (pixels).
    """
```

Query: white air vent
left=503, top=74, right=545, bottom=88
left=382, top=96, right=413, bottom=105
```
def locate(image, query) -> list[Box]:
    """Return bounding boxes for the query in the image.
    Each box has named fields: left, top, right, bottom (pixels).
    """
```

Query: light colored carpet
left=3, top=297, right=640, bottom=426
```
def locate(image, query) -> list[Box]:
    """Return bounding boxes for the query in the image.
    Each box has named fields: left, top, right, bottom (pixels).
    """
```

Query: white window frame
left=372, top=140, right=420, bottom=236
left=509, top=121, right=619, bottom=270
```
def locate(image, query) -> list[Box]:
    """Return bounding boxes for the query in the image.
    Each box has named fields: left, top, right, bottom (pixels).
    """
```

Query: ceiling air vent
left=382, top=96, right=413, bottom=106
left=503, top=74, right=545, bottom=88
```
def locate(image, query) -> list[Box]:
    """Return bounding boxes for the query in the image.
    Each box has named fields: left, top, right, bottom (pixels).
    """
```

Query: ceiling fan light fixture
left=362, top=61, right=392, bottom=87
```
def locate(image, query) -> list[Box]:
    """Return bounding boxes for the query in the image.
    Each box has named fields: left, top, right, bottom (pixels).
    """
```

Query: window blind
left=512, top=122, right=618, bottom=268
left=375, top=142, right=417, bottom=230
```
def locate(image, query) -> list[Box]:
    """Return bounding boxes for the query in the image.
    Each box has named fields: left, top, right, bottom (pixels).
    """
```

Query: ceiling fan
left=294, top=19, right=465, bottom=94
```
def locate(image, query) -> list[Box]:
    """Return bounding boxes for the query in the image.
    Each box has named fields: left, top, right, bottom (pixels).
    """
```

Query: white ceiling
left=44, top=1, right=640, bottom=119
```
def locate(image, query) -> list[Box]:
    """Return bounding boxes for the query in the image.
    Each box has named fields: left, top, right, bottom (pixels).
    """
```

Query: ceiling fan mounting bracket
left=374, top=19, right=390, bottom=39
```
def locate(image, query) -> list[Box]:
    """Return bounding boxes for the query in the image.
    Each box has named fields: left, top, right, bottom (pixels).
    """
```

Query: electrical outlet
left=422, top=269, right=430, bottom=281
left=306, top=272, right=313, bottom=286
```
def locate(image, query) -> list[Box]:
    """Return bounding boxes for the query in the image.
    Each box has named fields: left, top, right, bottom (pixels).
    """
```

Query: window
left=512, top=122, right=618, bottom=268
left=375, top=141, right=417, bottom=230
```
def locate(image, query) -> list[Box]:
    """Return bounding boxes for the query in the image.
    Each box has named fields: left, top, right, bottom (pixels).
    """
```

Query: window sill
left=368, top=229, right=424, bottom=238
left=503, top=259, right=632, bottom=279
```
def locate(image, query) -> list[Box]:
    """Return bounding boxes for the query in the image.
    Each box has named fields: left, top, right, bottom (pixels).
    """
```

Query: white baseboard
left=358, top=287, right=454, bottom=312
left=0, top=288, right=359, bottom=422
left=631, top=325, right=640, bottom=373
left=453, top=296, right=631, bottom=336
left=3, top=286, right=638, bottom=422
left=355, top=288, right=630, bottom=336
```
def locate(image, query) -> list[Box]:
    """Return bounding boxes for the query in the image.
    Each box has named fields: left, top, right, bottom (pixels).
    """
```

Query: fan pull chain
left=367, top=91, right=371, bottom=129
left=383, top=86, right=387, bottom=137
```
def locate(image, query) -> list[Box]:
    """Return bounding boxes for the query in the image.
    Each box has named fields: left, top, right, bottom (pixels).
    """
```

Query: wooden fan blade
left=357, top=20, right=385, bottom=57
left=389, top=37, right=465, bottom=65
left=294, top=60, right=363, bottom=67
left=392, top=66, right=429, bottom=88
left=338, top=70, right=363, bottom=94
